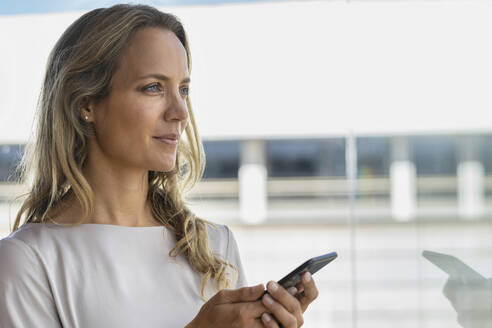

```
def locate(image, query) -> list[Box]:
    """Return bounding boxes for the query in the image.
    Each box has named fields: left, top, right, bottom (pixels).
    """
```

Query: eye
left=143, top=83, right=162, bottom=93
left=180, top=86, right=190, bottom=96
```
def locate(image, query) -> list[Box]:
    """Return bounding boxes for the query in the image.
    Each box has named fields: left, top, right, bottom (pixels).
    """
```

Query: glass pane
left=202, top=140, right=240, bottom=179
left=266, top=138, right=345, bottom=177
left=0, top=144, right=24, bottom=182
left=354, top=134, right=492, bottom=327
left=480, top=135, right=492, bottom=174
left=411, top=136, right=457, bottom=176
left=357, top=137, right=390, bottom=178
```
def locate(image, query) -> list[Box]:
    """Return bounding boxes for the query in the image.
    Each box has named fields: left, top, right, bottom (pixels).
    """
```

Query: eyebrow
left=137, top=73, right=190, bottom=83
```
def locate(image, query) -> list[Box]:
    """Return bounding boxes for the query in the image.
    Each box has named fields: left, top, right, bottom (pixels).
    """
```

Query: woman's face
left=88, top=27, right=190, bottom=173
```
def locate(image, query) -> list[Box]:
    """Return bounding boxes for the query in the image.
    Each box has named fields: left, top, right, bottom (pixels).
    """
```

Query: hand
left=186, top=284, right=269, bottom=328
left=442, top=276, right=492, bottom=328
left=294, top=272, right=320, bottom=313
left=260, top=272, right=319, bottom=327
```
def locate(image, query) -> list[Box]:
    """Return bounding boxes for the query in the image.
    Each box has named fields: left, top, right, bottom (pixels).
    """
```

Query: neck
left=82, top=158, right=157, bottom=226
left=47, top=142, right=165, bottom=227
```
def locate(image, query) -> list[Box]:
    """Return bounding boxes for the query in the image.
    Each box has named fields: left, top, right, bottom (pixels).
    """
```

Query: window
left=357, top=137, right=390, bottom=178
left=202, top=140, right=240, bottom=179
left=410, top=136, right=457, bottom=176
left=266, top=138, right=345, bottom=177
left=0, top=144, right=25, bottom=182
left=479, top=135, right=492, bottom=174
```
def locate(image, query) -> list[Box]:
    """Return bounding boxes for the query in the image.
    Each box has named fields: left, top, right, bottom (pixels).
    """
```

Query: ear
left=79, top=96, right=95, bottom=123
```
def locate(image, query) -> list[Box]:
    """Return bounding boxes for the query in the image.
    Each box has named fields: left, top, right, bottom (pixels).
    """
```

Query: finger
left=294, top=282, right=305, bottom=294
left=254, top=317, right=269, bottom=328
left=266, top=281, right=302, bottom=316
left=287, top=287, right=297, bottom=296
left=214, top=284, right=265, bottom=304
left=262, top=293, right=300, bottom=328
left=223, top=301, right=271, bottom=325
left=239, top=300, right=271, bottom=318
left=225, top=301, right=271, bottom=326
left=261, top=312, right=280, bottom=328
left=298, top=272, right=319, bottom=312
left=258, top=285, right=296, bottom=301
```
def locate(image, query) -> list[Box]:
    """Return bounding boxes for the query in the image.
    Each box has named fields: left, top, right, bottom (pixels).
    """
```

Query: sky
left=0, top=0, right=283, bottom=16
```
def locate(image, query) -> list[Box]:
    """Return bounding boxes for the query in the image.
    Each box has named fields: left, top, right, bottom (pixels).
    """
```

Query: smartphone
left=278, top=252, right=338, bottom=289
left=259, top=252, right=338, bottom=299
left=422, top=250, right=484, bottom=284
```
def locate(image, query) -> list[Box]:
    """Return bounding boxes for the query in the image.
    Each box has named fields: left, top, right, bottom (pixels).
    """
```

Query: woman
left=0, top=4, right=318, bottom=327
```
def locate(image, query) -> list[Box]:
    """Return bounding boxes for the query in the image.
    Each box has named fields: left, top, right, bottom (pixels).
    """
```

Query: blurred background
left=1, top=0, right=492, bottom=327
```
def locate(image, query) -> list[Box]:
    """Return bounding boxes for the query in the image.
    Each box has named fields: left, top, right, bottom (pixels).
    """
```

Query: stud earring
left=84, top=115, right=89, bottom=120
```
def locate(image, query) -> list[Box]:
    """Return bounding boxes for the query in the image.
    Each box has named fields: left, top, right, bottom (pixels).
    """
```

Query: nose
left=164, top=92, right=189, bottom=124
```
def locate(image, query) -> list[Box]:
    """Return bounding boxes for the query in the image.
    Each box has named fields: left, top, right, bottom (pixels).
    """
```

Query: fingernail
left=263, top=313, right=272, bottom=322
left=304, top=272, right=312, bottom=282
left=268, top=281, right=278, bottom=292
left=264, top=294, right=274, bottom=305
left=287, top=287, right=297, bottom=295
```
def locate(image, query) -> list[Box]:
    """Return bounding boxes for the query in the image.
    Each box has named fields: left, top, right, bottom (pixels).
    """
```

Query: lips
left=153, top=133, right=179, bottom=146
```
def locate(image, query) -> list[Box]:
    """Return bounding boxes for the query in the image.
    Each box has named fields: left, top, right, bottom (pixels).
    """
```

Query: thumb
left=214, top=284, right=265, bottom=304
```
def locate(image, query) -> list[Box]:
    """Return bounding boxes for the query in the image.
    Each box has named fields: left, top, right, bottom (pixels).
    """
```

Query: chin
left=146, top=155, right=177, bottom=173
left=150, top=162, right=176, bottom=173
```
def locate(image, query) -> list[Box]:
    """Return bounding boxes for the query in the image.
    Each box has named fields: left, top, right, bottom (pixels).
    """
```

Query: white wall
left=1, top=1, right=492, bottom=143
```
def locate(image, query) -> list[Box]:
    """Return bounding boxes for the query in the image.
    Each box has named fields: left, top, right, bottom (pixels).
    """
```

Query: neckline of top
left=25, top=222, right=166, bottom=229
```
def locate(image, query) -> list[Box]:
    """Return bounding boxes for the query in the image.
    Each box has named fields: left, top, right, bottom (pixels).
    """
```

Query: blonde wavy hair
left=12, top=4, right=236, bottom=299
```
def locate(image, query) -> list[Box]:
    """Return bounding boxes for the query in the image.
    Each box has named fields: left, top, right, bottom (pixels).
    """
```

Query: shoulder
left=205, top=222, right=231, bottom=240
left=204, top=222, right=231, bottom=254
left=1, top=224, right=41, bottom=251
left=203, top=221, right=242, bottom=260
left=0, top=223, right=55, bottom=253
left=0, top=235, right=31, bottom=263
left=0, top=223, right=69, bottom=274
left=203, top=221, right=248, bottom=287
left=0, top=226, right=61, bottom=327
left=0, top=229, right=43, bottom=278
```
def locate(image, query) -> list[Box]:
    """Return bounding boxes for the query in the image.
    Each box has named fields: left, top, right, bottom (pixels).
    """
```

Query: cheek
left=95, top=101, right=155, bottom=154
left=181, top=116, right=189, bottom=132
